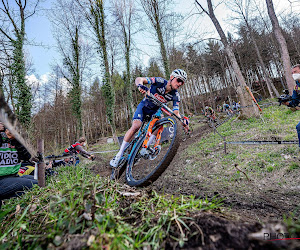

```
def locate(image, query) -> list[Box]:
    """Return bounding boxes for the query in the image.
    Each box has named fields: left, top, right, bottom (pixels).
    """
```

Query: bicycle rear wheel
left=125, top=117, right=182, bottom=187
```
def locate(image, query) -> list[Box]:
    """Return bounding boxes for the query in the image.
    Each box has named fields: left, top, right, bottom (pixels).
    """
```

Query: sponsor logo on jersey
left=294, top=85, right=300, bottom=93
left=156, top=77, right=164, bottom=83
left=150, top=77, right=155, bottom=83
left=154, top=93, right=167, bottom=103
left=165, top=94, right=173, bottom=99
left=157, top=87, right=165, bottom=94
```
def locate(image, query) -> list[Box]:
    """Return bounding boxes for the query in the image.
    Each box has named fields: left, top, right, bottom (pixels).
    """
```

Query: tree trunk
left=265, top=0, right=294, bottom=94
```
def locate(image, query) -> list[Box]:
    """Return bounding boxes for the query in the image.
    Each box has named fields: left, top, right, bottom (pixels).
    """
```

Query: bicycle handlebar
left=146, top=93, right=185, bottom=125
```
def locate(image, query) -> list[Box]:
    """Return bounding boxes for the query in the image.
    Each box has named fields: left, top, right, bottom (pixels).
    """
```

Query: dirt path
left=89, top=123, right=299, bottom=249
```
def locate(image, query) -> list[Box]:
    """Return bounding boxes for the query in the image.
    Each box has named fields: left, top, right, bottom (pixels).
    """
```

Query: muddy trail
left=89, top=123, right=300, bottom=249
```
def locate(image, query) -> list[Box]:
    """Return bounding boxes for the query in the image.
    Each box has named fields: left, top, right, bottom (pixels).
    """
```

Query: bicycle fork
left=142, top=118, right=164, bottom=152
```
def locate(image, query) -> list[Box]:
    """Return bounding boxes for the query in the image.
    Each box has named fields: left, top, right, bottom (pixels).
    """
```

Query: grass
left=0, top=164, right=222, bottom=249
left=188, top=104, right=299, bottom=178
left=289, top=162, right=300, bottom=171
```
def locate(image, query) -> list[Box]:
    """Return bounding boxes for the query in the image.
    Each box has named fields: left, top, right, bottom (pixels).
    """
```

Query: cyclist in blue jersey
left=110, top=69, right=189, bottom=167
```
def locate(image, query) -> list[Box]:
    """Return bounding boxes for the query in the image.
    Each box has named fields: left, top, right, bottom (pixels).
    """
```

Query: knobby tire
left=125, top=116, right=182, bottom=187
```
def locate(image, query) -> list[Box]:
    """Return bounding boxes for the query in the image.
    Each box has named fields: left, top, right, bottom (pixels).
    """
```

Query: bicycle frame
left=117, top=93, right=187, bottom=168
left=122, top=109, right=163, bottom=163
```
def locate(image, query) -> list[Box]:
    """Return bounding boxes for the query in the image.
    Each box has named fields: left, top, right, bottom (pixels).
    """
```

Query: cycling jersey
left=205, top=107, right=214, bottom=115
left=143, top=77, right=180, bottom=110
left=133, top=77, right=180, bottom=122
left=64, top=142, right=91, bottom=158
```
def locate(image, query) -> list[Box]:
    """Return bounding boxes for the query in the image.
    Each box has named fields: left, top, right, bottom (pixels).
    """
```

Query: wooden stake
left=37, top=139, right=45, bottom=187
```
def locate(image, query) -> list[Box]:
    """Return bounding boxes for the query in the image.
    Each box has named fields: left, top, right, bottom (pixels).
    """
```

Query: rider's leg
left=115, top=120, right=142, bottom=158
left=110, top=104, right=144, bottom=167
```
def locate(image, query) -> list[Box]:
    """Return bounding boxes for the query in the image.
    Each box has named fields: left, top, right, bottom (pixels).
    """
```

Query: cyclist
left=110, top=69, right=189, bottom=167
left=204, top=106, right=215, bottom=119
left=223, top=102, right=233, bottom=115
left=63, top=137, right=95, bottom=161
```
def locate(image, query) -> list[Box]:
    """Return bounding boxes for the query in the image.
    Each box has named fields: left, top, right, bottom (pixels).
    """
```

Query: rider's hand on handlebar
left=138, top=84, right=149, bottom=94
left=89, top=155, right=96, bottom=161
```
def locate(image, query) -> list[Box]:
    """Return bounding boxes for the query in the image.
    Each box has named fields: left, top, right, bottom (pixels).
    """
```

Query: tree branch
left=195, top=0, right=209, bottom=15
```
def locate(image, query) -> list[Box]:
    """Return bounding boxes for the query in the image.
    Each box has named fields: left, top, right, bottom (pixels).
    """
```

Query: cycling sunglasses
left=177, top=78, right=184, bottom=84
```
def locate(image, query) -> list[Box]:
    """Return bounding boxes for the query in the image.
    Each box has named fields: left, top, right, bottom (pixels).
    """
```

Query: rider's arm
left=74, top=145, right=91, bottom=159
left=135, top=77, right=149, bottom=87
left=135, top=77, right=150, bottom=94
left=174, top=110, right=180, bottom=118
left=174, top=110, right=189, bottom=128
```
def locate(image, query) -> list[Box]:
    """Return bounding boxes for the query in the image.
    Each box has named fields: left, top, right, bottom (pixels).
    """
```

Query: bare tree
left=76, top=0, right=117, bottom=141
left=140, top=0, right=171, bottom=77
left=111, top=0, right=136, bottom=118
left=227, top=0, right=279, bottom=98
left=265, top=0, right=294, bottom=94
left=0, top=0, right=40, bottom=127
left=50, top=0, right=91, bottom=137
left=195, top=0, right=260, bottom=117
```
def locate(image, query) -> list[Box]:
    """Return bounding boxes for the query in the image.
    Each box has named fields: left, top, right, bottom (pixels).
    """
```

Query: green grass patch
left=0, top=165, right=222, bottom=249
left=185, top=104, right=299, bottom=188
left=288, top=163, right=300, bottom=171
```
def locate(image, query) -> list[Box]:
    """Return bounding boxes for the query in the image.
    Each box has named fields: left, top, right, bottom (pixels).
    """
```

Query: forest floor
left=89, top=103, right=300, bottom=249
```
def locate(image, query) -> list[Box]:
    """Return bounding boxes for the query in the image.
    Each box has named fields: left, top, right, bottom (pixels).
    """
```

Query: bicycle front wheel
left=125, top=116, right=182, bottom=187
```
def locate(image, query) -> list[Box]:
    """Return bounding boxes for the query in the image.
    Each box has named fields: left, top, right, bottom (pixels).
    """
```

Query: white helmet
left=171, top=69, right=187, bottom=82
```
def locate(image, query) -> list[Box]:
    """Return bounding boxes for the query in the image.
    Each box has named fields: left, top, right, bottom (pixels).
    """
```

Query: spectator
left=0, top=123, right=38, bottom=208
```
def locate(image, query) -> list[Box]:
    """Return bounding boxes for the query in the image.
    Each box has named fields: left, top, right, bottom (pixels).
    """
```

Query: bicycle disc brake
left=149, top=145, right=161, bottom=160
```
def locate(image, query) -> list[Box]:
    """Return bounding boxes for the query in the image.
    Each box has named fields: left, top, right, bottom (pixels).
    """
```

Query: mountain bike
left=111, top=93, right=187, bottom=187
left=206, top=114, right=220, bottom=128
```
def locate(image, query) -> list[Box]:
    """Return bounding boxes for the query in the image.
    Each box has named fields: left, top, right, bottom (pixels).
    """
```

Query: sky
left=22, top=0, right=300, bottom=87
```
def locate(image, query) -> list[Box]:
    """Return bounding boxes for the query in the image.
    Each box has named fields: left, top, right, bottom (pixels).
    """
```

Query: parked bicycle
left=111, top=93, right=188, bottom=187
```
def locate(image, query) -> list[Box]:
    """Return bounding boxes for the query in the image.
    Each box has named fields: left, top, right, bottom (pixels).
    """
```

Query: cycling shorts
left=132, top=102, right=158, bottom=122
